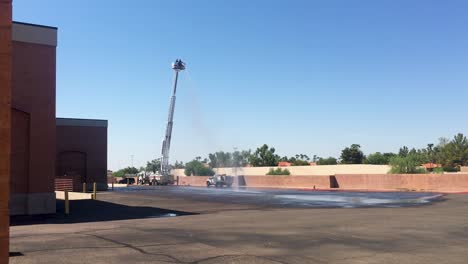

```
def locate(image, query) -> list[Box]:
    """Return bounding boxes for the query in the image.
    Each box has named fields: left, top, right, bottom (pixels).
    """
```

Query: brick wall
left=177, top=175, right=331, bottom=189
left=0, top=0, right=11, bottom=261
left=334, top=174, right=468, bottom=192
left=55, top=176, right=82, bottom=192
left=56, top=121, right=108, bottom=191
left=177, top=174, right=468, bottom=192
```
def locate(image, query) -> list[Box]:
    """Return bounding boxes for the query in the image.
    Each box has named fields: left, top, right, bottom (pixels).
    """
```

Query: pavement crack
left=86, top=233, right=185, bottom=263
left=20, top=246, right=124, bottom=254
left=189, top=254, right=289, bottom=264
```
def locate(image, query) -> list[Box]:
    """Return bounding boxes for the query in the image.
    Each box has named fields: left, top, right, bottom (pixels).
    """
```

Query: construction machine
left=154, top=59, right=186, bottom=185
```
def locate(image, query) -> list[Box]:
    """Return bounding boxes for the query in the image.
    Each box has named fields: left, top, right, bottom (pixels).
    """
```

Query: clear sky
left=13, top=0, right=468, bottom=170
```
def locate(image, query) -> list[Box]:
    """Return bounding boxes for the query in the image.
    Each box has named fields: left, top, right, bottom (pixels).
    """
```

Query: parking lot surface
left=10, top=186, right=468, bottom=264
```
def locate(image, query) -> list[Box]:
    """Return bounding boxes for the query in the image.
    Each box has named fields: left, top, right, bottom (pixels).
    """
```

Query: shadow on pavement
left=10, top=199, right=197, bottom=226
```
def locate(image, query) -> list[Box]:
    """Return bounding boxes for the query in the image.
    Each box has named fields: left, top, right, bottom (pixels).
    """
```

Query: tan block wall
left=460, top=167, right=468, bottom=173
left=172, top=164, right=391, bottom=177
left=0, top=0, right=11, bottom=261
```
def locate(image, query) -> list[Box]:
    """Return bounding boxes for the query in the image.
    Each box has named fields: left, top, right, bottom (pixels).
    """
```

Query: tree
left=208, top=150, right=251, bottom=168
left=146, top=159, right=161, bottom=173
left=426, top=143, right=435, bottom=163
left=173, top=160, right=185, bottom=169
left=445, top=133, right=468, bottom=167
left=398, top=146, right=409, bottom=157
left=123, top=166, right=138, bottom=174
left=184, top=159, right=215, bottom=176
left=112, top=166, right=139, bottom=177
left=249, top=144, right=280, bottom=167
left=208, top=151, right=232, bottom=167
left=317, top=157, right=338, bottom=165
left=312, top=155, right=318, bottom=162
left=279, top=154, right=310, bottom=166
left=389, top=154, right=426, bottom=174
left=232, top=150, right=251, bottom=167
left=365, top=152, right=395, bottom=165
left=340, top=144, right=365, bottom=164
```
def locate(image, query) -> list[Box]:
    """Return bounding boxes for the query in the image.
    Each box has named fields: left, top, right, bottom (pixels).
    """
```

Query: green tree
left=340, top=144, right=365, bottom=164
left=445, top=133, right=468, bottom=167
left=112, top=170, right=125, bottom=177
left=184, top=159, right=215, bottom=176
left=316, top=157, right=338, bottom=165
left=365, top=152, right=395, bottom=165
left=173, top=160, right=185, bottom=169
left=389, top=154, right=426, bottom=174
left=249, top=144, right=280, bottom=167
left=232, top=150, right=251, bottom=167
left=123, top=166, right=139, bottom=174
left=146, top=159, right=161, bottom=173
left=113, top=166, right=139, bottom=177
left=398, top=146, right=409, bottom=157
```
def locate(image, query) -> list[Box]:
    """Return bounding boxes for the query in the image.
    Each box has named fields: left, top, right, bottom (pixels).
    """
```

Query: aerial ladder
left=157, top=59, right=185, bottom=185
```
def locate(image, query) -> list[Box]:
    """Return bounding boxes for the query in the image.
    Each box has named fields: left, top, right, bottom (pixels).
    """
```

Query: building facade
left=0, top=0, right=12, bottom=261
left=10, top=22, right=57, bottom=215
left=56, top=118, right=108, bottom=191
left=10, top=22, right=108, bottom=215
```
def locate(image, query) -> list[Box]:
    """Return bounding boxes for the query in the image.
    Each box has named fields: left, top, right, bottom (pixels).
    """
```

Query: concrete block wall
left=0, top=0, right=11, bottom=261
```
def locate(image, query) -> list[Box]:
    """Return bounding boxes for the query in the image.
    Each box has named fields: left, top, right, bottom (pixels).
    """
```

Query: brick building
left=0, top=0, right=12, bottom=261
left=10, top=22, right=57, bottom=215
left=10, top=22, right=108, bottom=215
left=56, top=118, right=108, bottom=191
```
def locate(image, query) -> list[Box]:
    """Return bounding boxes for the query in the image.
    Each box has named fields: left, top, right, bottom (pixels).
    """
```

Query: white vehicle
left=138, top=171, right=174, bottom=186
left=206, top=175, right=234, bottom=188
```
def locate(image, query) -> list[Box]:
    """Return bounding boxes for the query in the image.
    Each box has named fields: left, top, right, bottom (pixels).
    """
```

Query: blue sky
left=14, top=0, right=468, bottom=170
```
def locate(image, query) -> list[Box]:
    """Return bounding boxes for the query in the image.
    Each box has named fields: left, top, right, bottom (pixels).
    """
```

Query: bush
left=432, top=167, right=444, bottom=174
left=443, top=166, right=460, bottom=172
left=266, top=168, right=291, bottom=175
left=389, top=155, right=427, bottom=174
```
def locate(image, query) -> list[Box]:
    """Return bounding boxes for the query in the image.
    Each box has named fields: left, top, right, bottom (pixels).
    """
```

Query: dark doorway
left=57, top=151, right=87, bottom=183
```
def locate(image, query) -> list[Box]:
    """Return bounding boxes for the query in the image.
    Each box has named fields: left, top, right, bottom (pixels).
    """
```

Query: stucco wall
left=0, top=0, right=12, bottom=260
left=172, top=164, right=391, bottom=177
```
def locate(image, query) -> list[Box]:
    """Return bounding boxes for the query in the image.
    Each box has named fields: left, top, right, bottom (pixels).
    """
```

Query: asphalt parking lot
left=9, top=186, right=468, bottom=263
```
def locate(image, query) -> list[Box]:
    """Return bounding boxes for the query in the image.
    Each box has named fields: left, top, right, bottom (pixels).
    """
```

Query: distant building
left=421, top=163, right=442, bottom=171
left=278, top=161, right=292, bottom=167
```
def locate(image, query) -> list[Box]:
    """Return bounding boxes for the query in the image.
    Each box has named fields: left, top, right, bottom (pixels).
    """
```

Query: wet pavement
left=10, top=188, right=468, bottom=264
left=114, top=186, right=444, bottom=208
